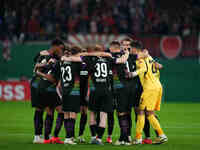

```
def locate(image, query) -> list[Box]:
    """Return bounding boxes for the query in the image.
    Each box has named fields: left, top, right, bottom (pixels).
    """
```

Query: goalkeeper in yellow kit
left=128, top=47, right=168, bottom=144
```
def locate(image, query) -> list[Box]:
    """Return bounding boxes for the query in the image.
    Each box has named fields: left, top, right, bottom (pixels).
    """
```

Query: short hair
left=121, top=38, right=133, bottom=43
left=130, top=40, right=143, bottom=50
left=51, top=38, right=64, bottom=46
left=110, top=41, right=121, bottom=47
left=70, top=45, right=82, bottom=55
left=94, top=44, right=104, bottom=52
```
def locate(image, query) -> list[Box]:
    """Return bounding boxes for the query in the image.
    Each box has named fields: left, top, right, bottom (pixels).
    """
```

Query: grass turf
left=0, top=101, right=200, bottom=150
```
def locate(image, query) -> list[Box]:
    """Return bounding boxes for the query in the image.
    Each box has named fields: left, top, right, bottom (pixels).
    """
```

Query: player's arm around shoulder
left=61, top=55, right=82, bottom=62
left=154, top=62, right=163, bottom=69
left=116, top=49, right=129, bottom=64
left=136, top=59, right=147, bottom=75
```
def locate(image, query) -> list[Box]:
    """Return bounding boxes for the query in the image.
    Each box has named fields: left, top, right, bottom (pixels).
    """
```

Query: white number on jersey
left=94, top=63, right=108, bottom=77
left=61, top=66, right=72, bottom=82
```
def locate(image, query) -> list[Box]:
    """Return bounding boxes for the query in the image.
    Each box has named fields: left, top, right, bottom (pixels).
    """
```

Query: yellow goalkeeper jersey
left=137, top=56, right=162, bottom=90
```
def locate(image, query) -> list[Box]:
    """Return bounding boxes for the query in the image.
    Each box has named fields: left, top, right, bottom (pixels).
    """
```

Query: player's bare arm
left=155, top=62, right=163, bottom=69
left=36, top=70, right=57, bottom=83
left=126, top=59, right=147, bottom=78
left=40, top=50, right=50, bottom=55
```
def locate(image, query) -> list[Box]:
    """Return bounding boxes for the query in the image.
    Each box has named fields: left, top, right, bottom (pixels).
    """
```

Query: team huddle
left=31, top=38, right=168, bottom=145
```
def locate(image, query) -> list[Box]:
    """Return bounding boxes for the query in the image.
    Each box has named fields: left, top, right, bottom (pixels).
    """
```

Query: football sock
left=155, top=115, right=160, bottom=137
left=64, top=119, right=69, bottom=138
left=79, top=113, right=87, bottom=136
left=127, top=113, right=132, bottom=136
left=54, top=113, right=64, bottom=137
left=96, top=112, right=100, bottom=126
left=107, top=112, right=114, bottom=136
left=147, top=114, right=164, bottom=136
left=64, top=118, right=76, bottom=138
left=97, top=126, right=105, bottom=139
left=90, top=125, right=97, bottom=137
left=143, top=117, right=151, bottom=138
left=38, top=110, right=44, bottom=135
left=44, top=114, right=54, bottom=140
left=135, top=114, right=145, bottom=139
left=34, top=110, right=44, bottom=135
left=118, top=115, right=129, bottom=142
left=70, top=118, right=76, bottom=138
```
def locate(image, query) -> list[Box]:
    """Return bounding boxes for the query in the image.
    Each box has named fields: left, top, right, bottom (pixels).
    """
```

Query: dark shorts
left=133, top=84, right=143, bottom=108
left=80, top=97, right=88, bottom=107
left=39, top=91, right=62, bottom=109
left=62, top=94, right=80, bottom=113
left=31, top=85, right=42, bottom=108
left=89, top=88, right=113, bottom=113
left=116, top=85, right=137, bottom=112
left=31, top=79, right=43, bottom=109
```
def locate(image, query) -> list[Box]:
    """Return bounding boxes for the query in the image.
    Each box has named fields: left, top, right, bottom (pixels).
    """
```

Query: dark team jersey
left=81, top=56, right=115, bottom=90
left=31, top=54, right=52, bottom=89
left=111, top=52, right=127, bottom=87
left=125, top=54, right=140, bottom=86
left=60, top=61, right=81, bottom=95
left=80, top=63, right=89, bottom=100
left=126, top=54, right=137, bottom=72
left=37, top=61, right=60, bottom=92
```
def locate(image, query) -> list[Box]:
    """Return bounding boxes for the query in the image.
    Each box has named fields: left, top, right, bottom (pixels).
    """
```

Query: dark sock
left=79, top=114, right=87, bottom=136
left=90, top=125, right=97, bottom=137
left=64, top=118, right=76, bottom=138
left=143, top=117, right=151, bottom=138
left=38, top=111, right=44, bottom=135
left=97, top=126, right=105, bottom=139
left=64, top=119, right=69, bottom=138
left=34, top=110, right=43, bottom=135
left=96, top=112, right=100, bottom=126
left=127, top=113, right=132, bottom=136
left=70, top=119, right=76, bottom=138
left=54, top=113, right=64, bottom=137
left=44, top=114, right=54, bottom=140
left=117, top=115, right=123, bottom=141
left=118, top=115, right=129, bottom=142
left=155, top=115, right=160, bottom=137
left=107, top=112, right=114, bottom=136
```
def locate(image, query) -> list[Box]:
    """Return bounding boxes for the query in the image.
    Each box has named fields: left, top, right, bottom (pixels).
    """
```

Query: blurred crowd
left=0, top=0, right=199, bottom=41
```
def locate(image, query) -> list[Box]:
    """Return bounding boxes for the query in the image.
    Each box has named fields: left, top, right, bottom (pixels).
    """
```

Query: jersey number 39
left=94, top=63, right=108, bottom=77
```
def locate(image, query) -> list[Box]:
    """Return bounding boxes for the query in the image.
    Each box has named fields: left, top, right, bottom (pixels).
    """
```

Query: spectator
left=2, top=37, right=11, bottom=62
left=28, top=15, right=40, bottom=40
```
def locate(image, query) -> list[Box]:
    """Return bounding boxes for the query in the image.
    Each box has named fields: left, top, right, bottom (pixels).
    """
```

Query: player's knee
left=46, top=107, right=53, bottom=115
left=69, top=112, right=77, bottom=119
left=55, top=105, right=62, bottom=113
left=138, top=110, right=145, bottom=115
left=80, top=106, right=88, bottom=115
left=89, top=112, right=96, bottom=125
left=118, top=112, right=127, bottom=116
left=146, top=111, right=154, bottom=117
left=99, top=112, right=107, bottom=128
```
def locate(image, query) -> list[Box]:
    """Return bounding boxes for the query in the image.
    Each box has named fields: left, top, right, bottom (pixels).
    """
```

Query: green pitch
left=0, top=101, right=200, bottom=150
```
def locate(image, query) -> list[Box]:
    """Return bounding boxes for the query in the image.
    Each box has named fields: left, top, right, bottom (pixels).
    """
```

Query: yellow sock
left=135, top=114, right=145, bottom=139
left=147, top=114, right=164, bottom=136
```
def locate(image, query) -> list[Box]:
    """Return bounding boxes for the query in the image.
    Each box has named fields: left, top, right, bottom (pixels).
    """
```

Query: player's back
left=60, top=61, right=81, bottom=94
left=143, top=56, right=162, bottom=90
left=83, top=56, right=113, bottom=90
